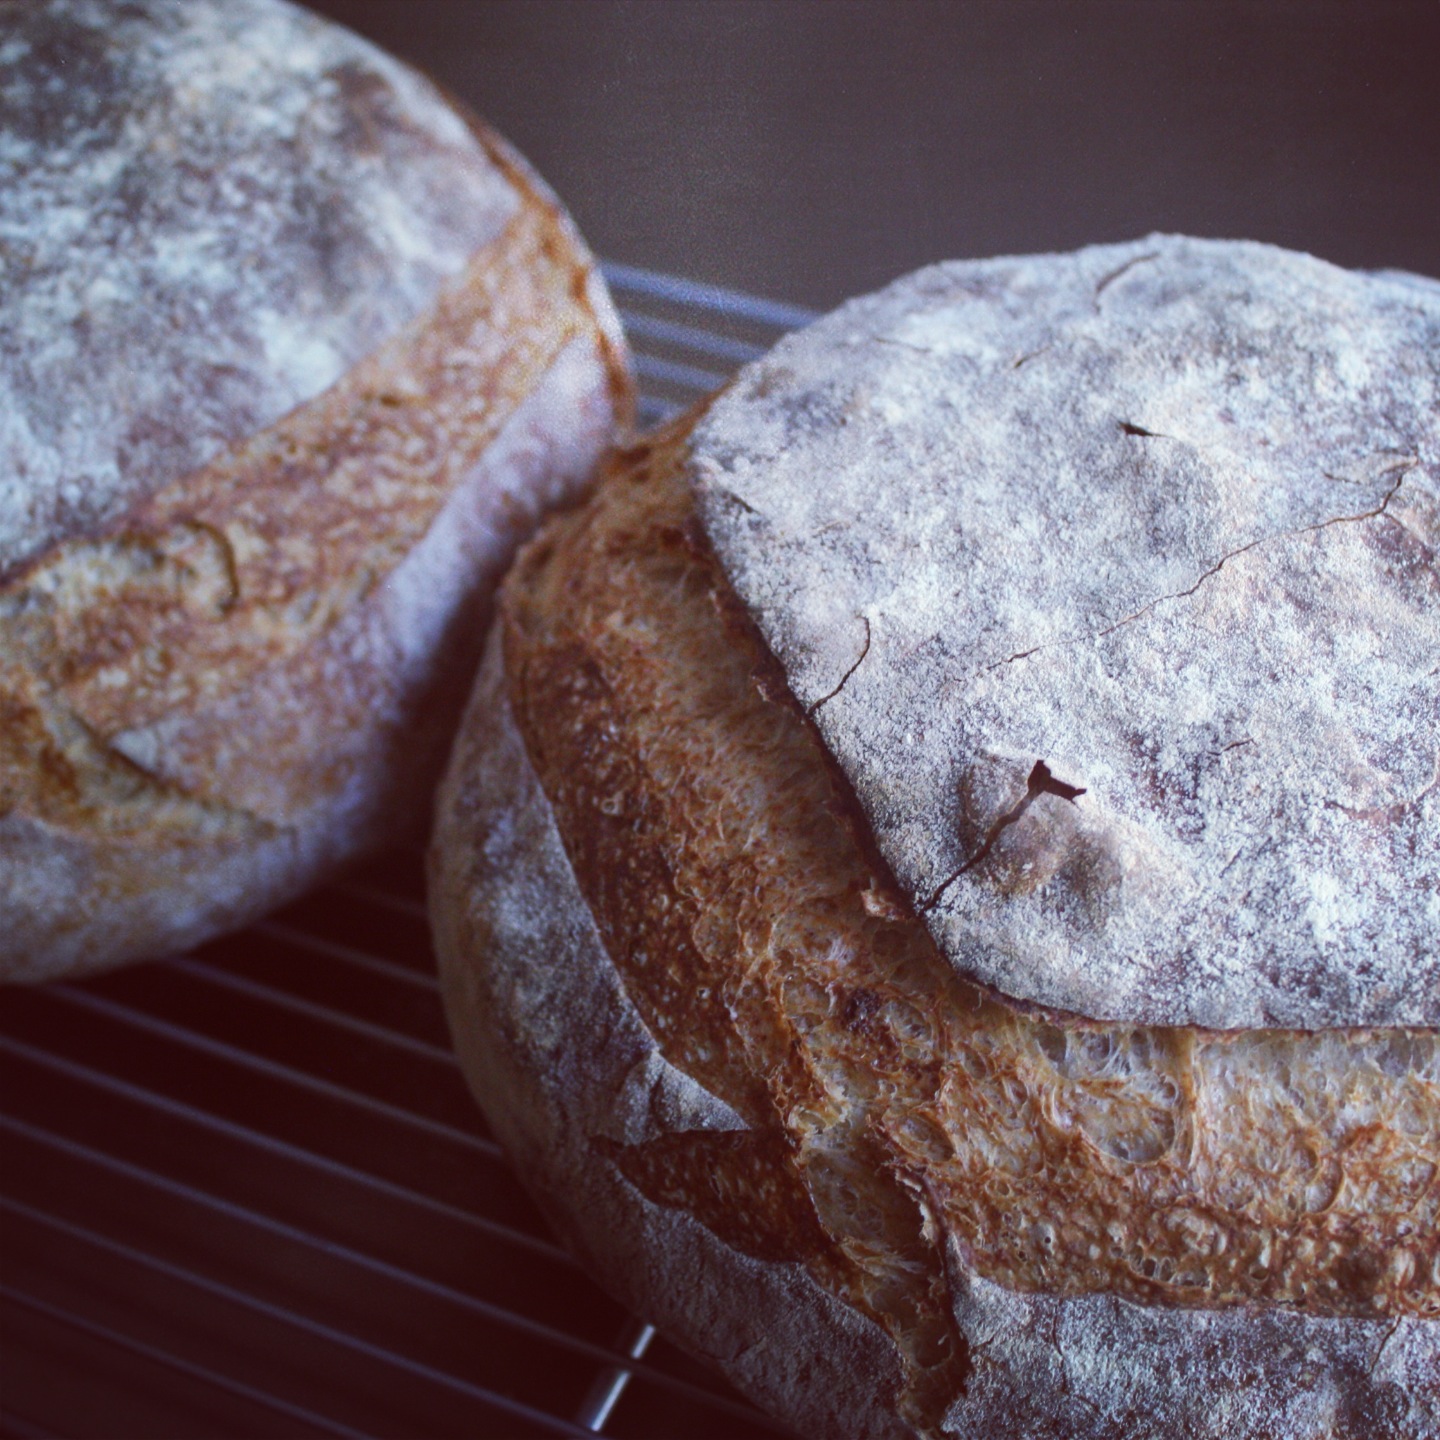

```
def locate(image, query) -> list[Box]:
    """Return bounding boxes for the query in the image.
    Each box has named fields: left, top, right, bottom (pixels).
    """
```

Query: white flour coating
left=0, top=0, right=516, bottom=575
left=945, top=1265, right=1435, bottom=1439
left=692, top=237, right=1440, bottom=1030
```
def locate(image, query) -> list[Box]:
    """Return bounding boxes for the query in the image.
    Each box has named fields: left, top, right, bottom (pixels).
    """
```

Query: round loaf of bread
left=0, top=0, right=630, bottom=980
left=431, top=237, right=1438, bottom=1438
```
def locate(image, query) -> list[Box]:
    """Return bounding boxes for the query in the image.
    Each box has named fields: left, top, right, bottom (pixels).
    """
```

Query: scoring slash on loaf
left=431, top=237, right=1439, bottom=1439
left=0, top=0, right=631, bottom=980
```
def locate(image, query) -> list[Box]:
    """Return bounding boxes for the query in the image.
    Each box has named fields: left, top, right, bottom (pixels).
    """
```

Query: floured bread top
left=0, top=0, right=518, bottom=577
left=692, top=236, right=1439, bottom=1030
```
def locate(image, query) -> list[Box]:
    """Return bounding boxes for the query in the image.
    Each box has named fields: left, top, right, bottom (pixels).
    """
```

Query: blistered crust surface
left=690, top=237, right=1440, bottom=1029
left=429, top=633, right=910, bottom=1440
left=0, top=0, right=517, bottom=575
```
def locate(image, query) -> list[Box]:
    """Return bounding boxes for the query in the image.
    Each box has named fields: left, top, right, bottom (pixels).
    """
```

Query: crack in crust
left=979, top=463, right=1414, bottom=678
left=920, top=760, right=1088, bottom=913
left=1092, top=251, right=1161, bottom=305
left=807, top=615, right=871, bottom=718
left=501, top=423, right=1439, bottom=1435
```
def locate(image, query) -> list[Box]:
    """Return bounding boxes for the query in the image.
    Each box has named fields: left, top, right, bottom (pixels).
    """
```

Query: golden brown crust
left=497, top=419, right=1438, bottom=1434
left=430, top=624, right=915, bottom=1440
left=2, top=152, right=629, bottom=979
left=460, top=114, right=635, bottom=438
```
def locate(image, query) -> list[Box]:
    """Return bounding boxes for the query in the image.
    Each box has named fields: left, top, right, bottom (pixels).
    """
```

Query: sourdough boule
left=430, top=236, right=1438, bottom=1439
left=0, top=0, right=630, bottom=980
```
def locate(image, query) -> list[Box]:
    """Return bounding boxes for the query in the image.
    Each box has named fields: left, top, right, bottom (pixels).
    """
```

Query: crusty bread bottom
left=435, top=419, right=1437, bottom=1438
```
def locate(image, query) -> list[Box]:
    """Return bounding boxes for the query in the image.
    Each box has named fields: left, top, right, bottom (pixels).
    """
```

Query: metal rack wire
left=0, top=270, right=818, bottom=1439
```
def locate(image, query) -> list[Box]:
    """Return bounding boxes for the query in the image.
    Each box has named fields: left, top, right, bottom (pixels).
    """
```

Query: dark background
left=306, top=0, right=1440, bottom=310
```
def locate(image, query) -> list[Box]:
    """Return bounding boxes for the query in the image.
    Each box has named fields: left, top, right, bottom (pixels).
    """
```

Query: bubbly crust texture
left=0, top=0, right=630, bottom=978
left=432, top=630, right=912, bottom=1440
left=432, top=422, right=1437, bottom=1440
left=690, top=236, right=1440, bottom=1029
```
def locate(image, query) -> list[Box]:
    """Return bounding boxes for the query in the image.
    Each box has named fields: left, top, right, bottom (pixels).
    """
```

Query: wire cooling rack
left=0, top=269, right=818, bottom=1440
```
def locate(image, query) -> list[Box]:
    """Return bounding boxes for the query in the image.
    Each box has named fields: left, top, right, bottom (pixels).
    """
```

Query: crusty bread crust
left=432, top=625, right=913, bottom=1440
left=0, top=0, right=630, bottom=978
left=433, top=415, right=1437, bottom=1438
